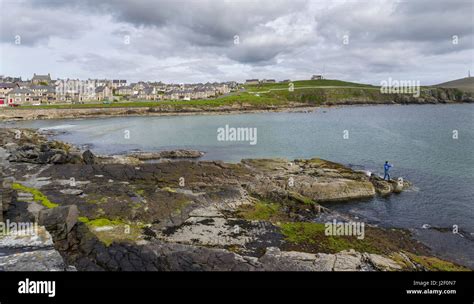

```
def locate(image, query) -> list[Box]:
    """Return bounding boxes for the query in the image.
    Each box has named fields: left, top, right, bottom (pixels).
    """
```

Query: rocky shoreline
left=0, top=128, right=470, bottom=271
left=0, top=104, right=305, bottom=121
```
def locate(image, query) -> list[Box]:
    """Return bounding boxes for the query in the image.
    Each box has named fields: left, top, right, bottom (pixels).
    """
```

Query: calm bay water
left=5, top=104, right=474, bottom=267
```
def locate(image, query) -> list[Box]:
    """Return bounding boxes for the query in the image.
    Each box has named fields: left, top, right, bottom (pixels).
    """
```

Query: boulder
left=332, top=250, right=365, bottom=271
left=7, top=142, right=77, bottom=165
left=68, top=151, right=85, bottom=164
left=369, top=175, right=396, bottom=195
left=82, top=150, right=96, bottom=165
left=9, top=145, right=39, bottom=162
left=364, top=253, right=402, bottom=271
left=38, top=205, right=79, bottom=240
left=49, top=150, right=68, bottom=164
left=39, top=143, right=50, bottom=152
left=27, top=201, right=45, bottom=221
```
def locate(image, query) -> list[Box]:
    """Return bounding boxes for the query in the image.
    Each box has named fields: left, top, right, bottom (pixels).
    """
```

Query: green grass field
left=243, top=79, right=376, bottom=93
left=11, top=92, right=287, bottom=110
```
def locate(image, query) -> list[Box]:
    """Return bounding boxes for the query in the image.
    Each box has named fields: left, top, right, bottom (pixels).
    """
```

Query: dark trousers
left=384, top=171, right=390, bottom=180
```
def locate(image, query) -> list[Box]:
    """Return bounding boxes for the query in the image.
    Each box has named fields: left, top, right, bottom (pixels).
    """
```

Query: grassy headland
left=243, top=79, right=376, bottom=92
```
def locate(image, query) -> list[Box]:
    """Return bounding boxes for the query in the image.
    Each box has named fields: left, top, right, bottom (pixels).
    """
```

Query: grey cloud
left=316, top=0, right=473, bottom=53
left=0, top=3, right=91, bottom=46
left=60, top=53, right=138, bottom=75
left=2, top=0, right=472, bottom=84
left=30, top=0, right=311, bottom=63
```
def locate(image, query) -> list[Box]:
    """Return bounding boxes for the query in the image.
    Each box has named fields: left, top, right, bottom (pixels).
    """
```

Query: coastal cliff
left=0, top=128, right=469, bottom=271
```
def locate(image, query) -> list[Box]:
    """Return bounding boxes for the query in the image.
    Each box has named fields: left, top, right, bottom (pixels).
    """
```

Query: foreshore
left=0, top=104, right=314, bottom=121
left=0, top=128, right=470, bottom=271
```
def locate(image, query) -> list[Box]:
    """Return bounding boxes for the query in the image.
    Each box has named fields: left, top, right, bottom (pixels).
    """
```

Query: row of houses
left=0, top=74, right=127, bottom=106
left=115, top=82, right=233, bottom=100
left=244, top=75, right=323, bottom=85
left=0, top=74, right=87, bottom=106
left=0, top=75, right=58, bottom=106
left=245, top=79, right=278, bottom=85
left=0, top=86, right=57, bottom=106
left=0, top=74, right=237, bottom=106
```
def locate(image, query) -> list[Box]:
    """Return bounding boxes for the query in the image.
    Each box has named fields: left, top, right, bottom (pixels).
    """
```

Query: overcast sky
left=0, top=0, right=472, bottom=84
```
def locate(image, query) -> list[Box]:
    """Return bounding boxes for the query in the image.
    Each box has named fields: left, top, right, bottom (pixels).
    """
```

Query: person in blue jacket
left=383, top=161, right=392, bottom=180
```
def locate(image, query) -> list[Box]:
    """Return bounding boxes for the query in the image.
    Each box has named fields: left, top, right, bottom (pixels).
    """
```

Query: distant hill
left=434, top=77, right=474, bottom=93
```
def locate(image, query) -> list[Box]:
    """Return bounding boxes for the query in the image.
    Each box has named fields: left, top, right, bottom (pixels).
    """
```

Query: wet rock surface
left=0, top=128, right=469, bottom=271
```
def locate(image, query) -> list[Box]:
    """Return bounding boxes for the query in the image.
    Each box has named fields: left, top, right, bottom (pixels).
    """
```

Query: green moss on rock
left=162, top=187, right=177, bottom=193
left=78, top=216, right=90, bottom=223
left=239, top=200, right=282, bottom=221
left=279, top=222, right=380, bottom=254
left=280, top=222, right=325, bottom=244
left=81, top=216, right=147, bottom=247
left=86, top=218, right=125, bottom=227
left=12, top=183, right=59, bottom=209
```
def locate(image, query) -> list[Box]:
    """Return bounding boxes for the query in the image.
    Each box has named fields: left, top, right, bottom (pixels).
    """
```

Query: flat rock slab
left=0, top=249, right=67, bottom=271
left=0, top=225, right=68, bottom=271
left=259, top=248, right=401, bottom=271
left=157, top=216, right=276, bottom=247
